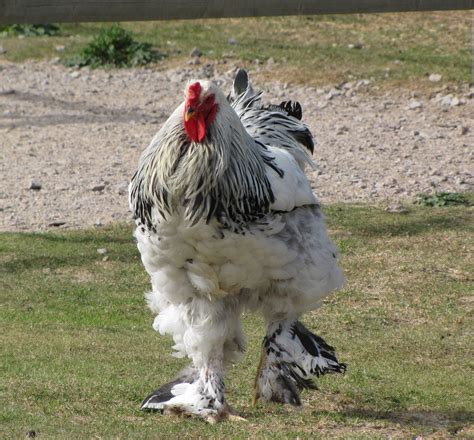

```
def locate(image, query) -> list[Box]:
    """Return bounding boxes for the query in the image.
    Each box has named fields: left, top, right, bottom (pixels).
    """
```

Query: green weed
left=415, top=192, right=472, bottom=207
left=0, top=24, right=59, bottom=37
left=64, top=24, right=162, bottom=68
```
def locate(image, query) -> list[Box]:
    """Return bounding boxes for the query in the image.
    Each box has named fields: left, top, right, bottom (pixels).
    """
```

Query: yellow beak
left=185, top=108, right=195, bottom=122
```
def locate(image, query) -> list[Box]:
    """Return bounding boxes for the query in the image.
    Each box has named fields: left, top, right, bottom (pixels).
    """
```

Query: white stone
left=408, top=100, right=423, bottom=110
left=428, top=73, right=442, bottom=82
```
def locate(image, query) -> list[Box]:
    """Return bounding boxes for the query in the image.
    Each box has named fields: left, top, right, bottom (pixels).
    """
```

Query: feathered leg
left=254, top=320, right=346, bottom=405
left=141, top=297, right=245, bottom=422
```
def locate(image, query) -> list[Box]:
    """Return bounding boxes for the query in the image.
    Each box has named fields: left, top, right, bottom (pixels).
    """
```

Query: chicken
left=129, top=70, right=346, bottom=422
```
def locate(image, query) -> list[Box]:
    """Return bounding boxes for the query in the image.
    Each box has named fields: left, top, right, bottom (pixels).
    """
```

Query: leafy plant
left=0, top=24, right=59, bottom=37
left=64, top=24, right=162, bottom=68
left=415, top=192, right=472, bottom=207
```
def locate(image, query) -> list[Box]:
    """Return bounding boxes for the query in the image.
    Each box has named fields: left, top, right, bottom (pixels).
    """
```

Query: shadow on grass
left=326, top=205, right=472, bottom=238
left=3, top=254, right=100, bottom=274
left=324, top=407, right=473, bottom=433
left=1, top=226, right=138, bottom=274
left=2, top=226, right=133, bottom=245
left=355, top=214, right=470, bottom=237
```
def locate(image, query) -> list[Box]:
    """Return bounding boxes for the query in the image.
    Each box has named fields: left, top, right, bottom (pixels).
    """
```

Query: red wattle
left=184, top=114, right=206, bottom=143
left=196, top=114, right=206, bottom=142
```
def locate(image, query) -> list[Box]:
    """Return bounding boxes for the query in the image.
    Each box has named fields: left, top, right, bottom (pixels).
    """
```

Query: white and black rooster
left=129, top=70, right=346, bottom=422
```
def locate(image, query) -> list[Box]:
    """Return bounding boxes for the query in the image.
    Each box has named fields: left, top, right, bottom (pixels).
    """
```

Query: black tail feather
left=233, top=68, right=249, bottom=96
left=279, top=100, right=303, bottom=120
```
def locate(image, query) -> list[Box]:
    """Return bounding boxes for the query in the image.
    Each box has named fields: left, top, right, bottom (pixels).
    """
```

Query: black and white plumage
left=129, top=70, right=345, bottom=421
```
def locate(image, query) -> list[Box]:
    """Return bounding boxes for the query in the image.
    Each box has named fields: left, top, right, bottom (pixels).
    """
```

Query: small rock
left=460, top=126, right=469, bottom=136
left=97, top=248, right=107, bottom=255
left=440, top=94, right=453, bottom=106
left=228, top=37, right=237, bottom=45
left=49, top=221, right=66, bottom=227
left=25, top=431, right=36, bottom=438
left=188, top=56, right=201, bottom=65
left=91, top=184, right=105, bottom=192
left=385, top=203, right=408, bottom=213
left=450, top=96, right=464, bottom=106
left=55, top=45, right=65, bottom=52
left=50, top=57, right=61, bottom=65
left=428, top=73, right=442, bottom=82
left=408, top=100, right=423, bottom=110
left=355, top=79, right=371, bottom=89
left=69, top=71, right=81, bottom=79
left=0, top=46, right=6, bottom=55
left=116, top=182, right=129, bottom=195
left=102, top=256, right=109, bottom=262
left=29, top=181, right=42, bottom=191
left=347, top=43, right=363, bottom=49
left=335, top=125, right=349, bottom=135
left=342, top=82, right=354, bottom=90
left=414, top=131, right=429, bottom=139
left=326, top=88, right=342, bottom=100
left=189, top=47, right=202, bottom=58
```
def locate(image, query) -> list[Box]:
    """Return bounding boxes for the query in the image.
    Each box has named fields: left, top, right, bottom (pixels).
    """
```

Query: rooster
left=129, top=69, right=346, bottom=422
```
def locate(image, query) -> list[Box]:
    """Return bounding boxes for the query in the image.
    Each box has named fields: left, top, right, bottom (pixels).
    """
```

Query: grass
left=1, top=203, right=473, bottom=438
left=0, top=12, right=470, bottom=86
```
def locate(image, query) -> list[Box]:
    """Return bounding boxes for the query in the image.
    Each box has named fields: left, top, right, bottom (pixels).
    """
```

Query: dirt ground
left=0, top=61, right=472, bottom=231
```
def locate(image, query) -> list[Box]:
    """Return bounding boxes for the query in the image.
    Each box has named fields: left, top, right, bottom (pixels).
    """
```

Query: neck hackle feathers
left=129, top=79, right=277, bottom=231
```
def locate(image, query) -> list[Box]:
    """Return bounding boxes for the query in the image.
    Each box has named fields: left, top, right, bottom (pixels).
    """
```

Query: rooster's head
left=183, top=81, right=220, bottom=143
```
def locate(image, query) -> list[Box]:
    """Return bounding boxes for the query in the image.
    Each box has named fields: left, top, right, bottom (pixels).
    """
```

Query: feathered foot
left=141, top=366, right=244, bottom=422
left=254, top=320, right=346, bottom=405
left=140, top=366, right=197, bottom=412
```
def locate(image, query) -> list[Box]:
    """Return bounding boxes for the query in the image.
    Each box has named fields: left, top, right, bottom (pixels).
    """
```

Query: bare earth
left=0, top=61, right=472, bottom=231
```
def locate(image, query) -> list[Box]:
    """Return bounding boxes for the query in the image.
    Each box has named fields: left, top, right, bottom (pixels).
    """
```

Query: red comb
left=187, top=82, right=202, bottom=100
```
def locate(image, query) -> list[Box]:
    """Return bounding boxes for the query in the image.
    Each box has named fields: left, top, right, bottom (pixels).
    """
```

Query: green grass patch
left=1, top=204, right=473, bottom=438
left=0, top=12, right=470, bottom=86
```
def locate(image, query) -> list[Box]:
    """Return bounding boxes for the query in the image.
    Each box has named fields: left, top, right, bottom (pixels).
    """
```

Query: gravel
left=0, top=61, right=472, bottom=232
